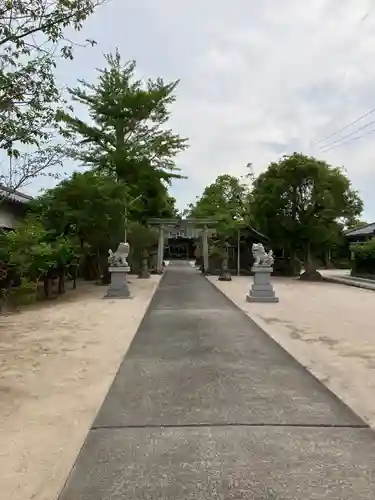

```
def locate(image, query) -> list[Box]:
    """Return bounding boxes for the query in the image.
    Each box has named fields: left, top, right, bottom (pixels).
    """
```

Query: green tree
left=346, top=219, right=369, bottom=231
left=0, top=0, right=100, bottom=195
left=188, top=174, right=251, bottom=237
left=251, top=153, right=363, bottom=278
left=57, top=50, right=188, bottom=217
left=126, top=220, right=158, bottom=274
left=0, top=215, right=78, bottom=305
left=1, top=144, right=66, bottom=202
left=134, top=169, right=178, bottom=222
left=31, top=171, right=129, bottom=279
left=351, top=238, right=375, bottom=275
left=31, top=167, right=178, bottom=280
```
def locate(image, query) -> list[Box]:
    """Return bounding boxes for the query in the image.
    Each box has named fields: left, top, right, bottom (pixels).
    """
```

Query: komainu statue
left=108, top=242, right=130, bottom=267
left=251, top=243, right=274, bottom=267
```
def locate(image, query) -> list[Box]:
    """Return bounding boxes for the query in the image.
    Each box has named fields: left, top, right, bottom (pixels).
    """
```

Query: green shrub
left=127, top=222, right=158, bottom=273
left=331, top=258, right=352, bottom=269
left=0, top=217, right=80, bottom=309
left=273, top=256, right=301, bottom=276
left=209, top=242, right=226, bottom=259
left=8, top=278, right=38, bottom=305
left=351, top=238, right=375, bottom=274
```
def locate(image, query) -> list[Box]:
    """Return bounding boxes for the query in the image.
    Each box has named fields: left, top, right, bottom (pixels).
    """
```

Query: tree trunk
left=101, top=266, right=111, bottom=285
left=300, top=242, right=323, bottom=281
left=82, top=255, right=100, bottom=281
left=325, top=247, right=334, bottom=268
left=71, top=265, right=77, bottom=289
left=43, top=275, right=52, bottom=298
left=58, top=268, right=65, bottom=294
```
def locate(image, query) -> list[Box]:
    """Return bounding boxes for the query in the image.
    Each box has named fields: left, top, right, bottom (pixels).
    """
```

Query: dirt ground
left=0, top=276, right=160, bottom=500
left=209, top=275, right=375, bottom=429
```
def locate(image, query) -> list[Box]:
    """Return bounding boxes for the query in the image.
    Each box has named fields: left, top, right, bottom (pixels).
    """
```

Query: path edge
left=203, top=272, right=370, bottom=430
left=55, top=272, right=167, bottom=500
left=322, top=275, right=375, bottom=291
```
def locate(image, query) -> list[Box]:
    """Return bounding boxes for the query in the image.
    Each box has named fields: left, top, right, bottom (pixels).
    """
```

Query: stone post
left=157, top=224, right=165, bottom=274
left=138, top=249, right=150, bottom=279
left=202, top=224, right=209, bottom=274
left=218, top=242, right=232, bottom=281
left=105, top=242, right=131, bottom=299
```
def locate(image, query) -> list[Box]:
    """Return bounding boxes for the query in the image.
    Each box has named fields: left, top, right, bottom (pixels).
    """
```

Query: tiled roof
left=345, top=222, right=375, bottom=237
left=0, top=185, right=33, bottom=204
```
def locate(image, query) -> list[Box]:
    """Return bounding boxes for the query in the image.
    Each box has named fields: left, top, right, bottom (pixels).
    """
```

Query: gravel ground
left=208, top=275, right=375, bottom=428
left=0, top=276, right=160, bottom=500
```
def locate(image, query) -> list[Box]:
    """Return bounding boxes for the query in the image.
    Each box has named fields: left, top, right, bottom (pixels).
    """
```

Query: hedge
left=351, top=238, right=375, bottom=275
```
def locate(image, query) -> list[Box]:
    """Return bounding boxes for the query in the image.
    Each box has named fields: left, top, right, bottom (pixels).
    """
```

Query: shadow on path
left=59, top=261, right=375, bottom=499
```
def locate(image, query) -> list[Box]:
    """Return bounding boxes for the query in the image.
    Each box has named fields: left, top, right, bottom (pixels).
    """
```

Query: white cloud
left=42, top=0, right=375, bottom=219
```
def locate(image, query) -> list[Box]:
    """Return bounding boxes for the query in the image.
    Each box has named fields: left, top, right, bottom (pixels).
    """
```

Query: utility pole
left=237, top=228, right=240, bottom=276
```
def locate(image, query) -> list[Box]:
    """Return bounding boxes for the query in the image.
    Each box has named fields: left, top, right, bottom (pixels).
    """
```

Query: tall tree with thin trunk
left=250, top=153, right=363, bottom=278
left=57, top=49, right=188, bottom=214
left=188, top=174, right=251, bottom=237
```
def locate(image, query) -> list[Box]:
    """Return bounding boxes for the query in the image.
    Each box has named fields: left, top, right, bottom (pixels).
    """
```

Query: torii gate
left=148, top=218, right=217, bottom=273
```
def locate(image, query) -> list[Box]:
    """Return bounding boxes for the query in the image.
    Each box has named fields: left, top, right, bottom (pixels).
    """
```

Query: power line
left=320, top=117, right=375, bottom=151
left=315, top=2, right=375, bottom=147
left=315, top=107, right=375, bottom=145
left=359, top=0, right=375, bottom=23
left=321, top=126, right=375, bottom=153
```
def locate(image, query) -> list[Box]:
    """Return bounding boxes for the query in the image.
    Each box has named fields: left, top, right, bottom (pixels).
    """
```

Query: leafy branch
left=0, top=0, right=103, bottom=157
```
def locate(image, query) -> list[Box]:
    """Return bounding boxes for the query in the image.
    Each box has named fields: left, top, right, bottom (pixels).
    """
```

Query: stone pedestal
left=246, top=266, right=279, bottom=303
left=104, top=266, right=131, bottom=299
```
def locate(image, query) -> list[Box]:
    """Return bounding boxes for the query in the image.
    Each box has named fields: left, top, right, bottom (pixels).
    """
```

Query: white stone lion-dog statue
left=108, top=242, right=130, bottom=267
left=252, top=243, right=274, bottom=267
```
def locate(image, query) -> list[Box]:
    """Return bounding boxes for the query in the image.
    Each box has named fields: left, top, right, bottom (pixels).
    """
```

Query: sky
left=34, top=0, right=375, bottom=220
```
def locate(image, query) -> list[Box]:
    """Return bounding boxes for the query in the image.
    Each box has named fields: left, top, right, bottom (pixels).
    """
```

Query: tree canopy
left=0, top=0, right=101, bottom=195
left=1, top=2, right=368, bottom=303
left=57, top=50, right=188, bottom=208
left=188, top=174, right=251, bottom=237
left=346, top=219, right=369, bottom=231
left=0, top=39, right=186, bottom=305
left=250, top=152, right=363, bottom=273
left=31, top=171, right=128, bottom=251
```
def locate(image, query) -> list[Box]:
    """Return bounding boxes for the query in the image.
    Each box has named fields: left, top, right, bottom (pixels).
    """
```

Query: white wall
left=0, top=205, right=18, bottom=229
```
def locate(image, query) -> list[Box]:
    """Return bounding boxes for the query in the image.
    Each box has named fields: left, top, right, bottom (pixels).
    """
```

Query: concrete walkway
left=59, top=262, right=375, bottom=499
